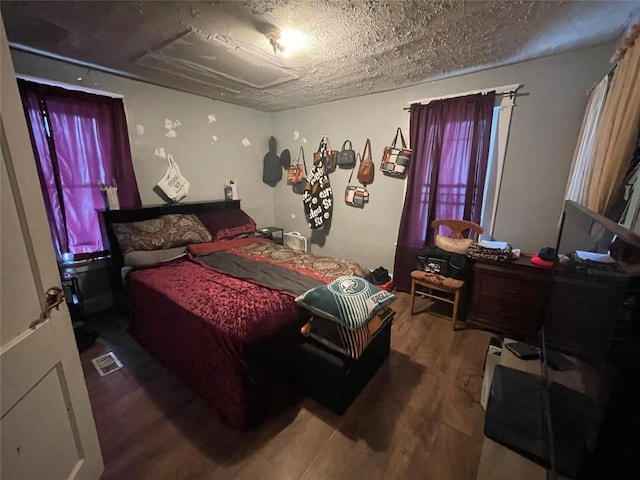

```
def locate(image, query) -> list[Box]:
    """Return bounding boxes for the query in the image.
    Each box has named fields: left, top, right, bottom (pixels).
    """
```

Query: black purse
left=417, top=245, right=469, bottom=280
left=421, top=257, right=450, bottom=276
left=337, top=140, right=356, bottom=169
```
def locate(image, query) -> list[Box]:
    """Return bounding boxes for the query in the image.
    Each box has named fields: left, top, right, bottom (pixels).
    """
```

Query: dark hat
left=372, top=267, right=391, bottom=285
left=531, top=253, right=553, bottom=268
left=538, top=247, right=556, bottom=262
left=280, top=149, right=291, bottom=169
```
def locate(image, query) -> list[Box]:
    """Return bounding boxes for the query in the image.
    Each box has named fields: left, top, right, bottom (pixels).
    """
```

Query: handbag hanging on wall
left=313, top=134, right=337, bottom=173
left=357, top=138, right=375, bottom=186
left=156, top=154, right=190, bottom=202
left=380, top=127, right=412, bottom=178
left=287, top=146, right=307, bottom=185
left=336, top=140, right=356, bottom=169
left=344, top=153, right=369, bottom=208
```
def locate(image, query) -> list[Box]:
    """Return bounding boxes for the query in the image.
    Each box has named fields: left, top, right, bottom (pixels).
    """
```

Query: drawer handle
left=505, top=289, right=521, bottom=295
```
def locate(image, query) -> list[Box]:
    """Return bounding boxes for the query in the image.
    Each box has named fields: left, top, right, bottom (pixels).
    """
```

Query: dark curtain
left=18, top=80, right=141, bottom=257
left=393, top=92, right=495, bottom=292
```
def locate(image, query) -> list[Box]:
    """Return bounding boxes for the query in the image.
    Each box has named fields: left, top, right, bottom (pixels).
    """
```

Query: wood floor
left=79, top=293, right=495, bottom=480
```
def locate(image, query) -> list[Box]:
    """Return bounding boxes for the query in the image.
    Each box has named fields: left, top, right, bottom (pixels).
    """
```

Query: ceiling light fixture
left=278, top=29, right=306, bottom=58
left=265, top=29, right=284, bottom=55
left=265, top=28, right=306, bottom=59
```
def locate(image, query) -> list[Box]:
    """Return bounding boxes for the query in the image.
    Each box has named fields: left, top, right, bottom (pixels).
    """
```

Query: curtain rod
left=403, top=84, right=522, bottom=111
left=16, top=74, right=124, bottom=99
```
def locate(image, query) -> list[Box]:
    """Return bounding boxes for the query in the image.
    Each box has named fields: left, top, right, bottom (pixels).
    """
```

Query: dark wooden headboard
left=97, top=199, right=241, bottom=308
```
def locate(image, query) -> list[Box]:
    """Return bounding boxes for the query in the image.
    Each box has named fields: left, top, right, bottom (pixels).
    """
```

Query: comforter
left=126, top=238, right=367, bottom=429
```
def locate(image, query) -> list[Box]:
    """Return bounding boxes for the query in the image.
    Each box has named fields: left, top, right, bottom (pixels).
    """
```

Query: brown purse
left=287, top=146, right=307, bottom=185
left=313, top=135, right=337, bottom=173
left=357, top=138, right=374, bottom=185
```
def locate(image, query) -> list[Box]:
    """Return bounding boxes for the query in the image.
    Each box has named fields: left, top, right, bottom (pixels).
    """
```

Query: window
left=410, top=85, right=518, bottom=240
left=480, top=94, right=518, bottom=240
left=394, top=86, right=517, bottom=291
left=416, top=99, right=514, bottom=240
left=18, top=79, right=140, bottom=260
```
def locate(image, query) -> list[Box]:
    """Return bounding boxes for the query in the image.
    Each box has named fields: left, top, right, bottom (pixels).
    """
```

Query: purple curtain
left=19, top=80, right=141, bottom=257
left=393, top=92, right=495, bottom=292
left=23, top=92, right=68, bottom=256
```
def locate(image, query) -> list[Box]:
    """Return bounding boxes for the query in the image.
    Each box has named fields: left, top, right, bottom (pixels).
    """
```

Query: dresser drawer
left=476, top=271, right=545, bottom=307
left=473, top=296, right=541, bottom=335
left=468, top=258, right=551, bottom=337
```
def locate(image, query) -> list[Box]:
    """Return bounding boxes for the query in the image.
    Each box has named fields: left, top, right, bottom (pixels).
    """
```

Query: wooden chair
left=431, top=219, right=483, bottom=240
left=410, top=219, right=483, bottom=329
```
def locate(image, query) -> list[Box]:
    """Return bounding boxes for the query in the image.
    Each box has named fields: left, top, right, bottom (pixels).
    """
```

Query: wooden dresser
left=467, top=255, right=636, bottom=362
left=467, top=255, right=552, bottom=339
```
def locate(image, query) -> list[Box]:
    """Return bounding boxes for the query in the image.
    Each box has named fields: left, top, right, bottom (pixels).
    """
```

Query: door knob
left=29, top=287, right=65, bottom=329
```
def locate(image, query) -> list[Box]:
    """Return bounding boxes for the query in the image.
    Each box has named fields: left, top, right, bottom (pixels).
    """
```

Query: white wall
left=271, top=43, right=615, bottom=272
left=12, top=43, right=615, bottom=275
left=10, top=50, right=275, bottom=227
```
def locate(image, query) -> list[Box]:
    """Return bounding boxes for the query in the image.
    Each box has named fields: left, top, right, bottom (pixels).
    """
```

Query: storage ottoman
left=297, top=316, right=393, bottom=414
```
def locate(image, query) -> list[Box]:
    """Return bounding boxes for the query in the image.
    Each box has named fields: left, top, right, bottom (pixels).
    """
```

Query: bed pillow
left=435, top=234, right=474, bottom=254
left=295, top=275, right=396, bottom=330
left=123, top=247, right=187, bottom=267
left=112, top=214, right=212, bottom=254
left=196, top=209, right=257, bottom=241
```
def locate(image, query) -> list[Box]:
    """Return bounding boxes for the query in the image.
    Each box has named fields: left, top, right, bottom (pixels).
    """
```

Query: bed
left=98, top=200, right=368, bottom=429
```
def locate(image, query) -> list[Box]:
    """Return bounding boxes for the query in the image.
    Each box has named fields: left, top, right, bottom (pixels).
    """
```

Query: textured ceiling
left=2, top=1, right=639, bottom=112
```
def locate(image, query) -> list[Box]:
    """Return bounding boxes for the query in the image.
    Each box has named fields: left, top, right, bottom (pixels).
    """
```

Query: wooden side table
left=257, top=226, right=283, bottom=244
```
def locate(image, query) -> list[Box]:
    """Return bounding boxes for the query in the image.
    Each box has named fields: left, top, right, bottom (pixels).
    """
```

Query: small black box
left=505, top=341, right=540, bottom=360
left=545, top=350, right=577, bottom=371
left=297, top=319, right=392, bottom=415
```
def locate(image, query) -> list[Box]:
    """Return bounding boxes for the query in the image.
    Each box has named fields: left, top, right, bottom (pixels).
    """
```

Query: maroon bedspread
left=126, top=258, right=308, bottom=430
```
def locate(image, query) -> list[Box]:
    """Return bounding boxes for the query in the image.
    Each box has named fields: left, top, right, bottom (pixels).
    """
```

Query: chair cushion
left=411, top=270, right=464, bottom=290
left=435, top=234, right=474, bottom=254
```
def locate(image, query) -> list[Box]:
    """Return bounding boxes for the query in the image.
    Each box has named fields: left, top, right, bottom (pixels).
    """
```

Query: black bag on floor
left=74, top=327, right=99, bottom=352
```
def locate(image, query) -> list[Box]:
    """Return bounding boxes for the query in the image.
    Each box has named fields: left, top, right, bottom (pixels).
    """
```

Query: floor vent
left=92, top=352, right=123, bottom=377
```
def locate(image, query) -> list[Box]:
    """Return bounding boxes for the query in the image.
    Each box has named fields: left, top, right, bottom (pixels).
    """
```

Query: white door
left=0, top=17, right=103, bottom=480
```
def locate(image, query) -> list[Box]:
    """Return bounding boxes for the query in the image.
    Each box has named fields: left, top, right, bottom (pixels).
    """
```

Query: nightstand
left=257, top=226, right=283, bottom=245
